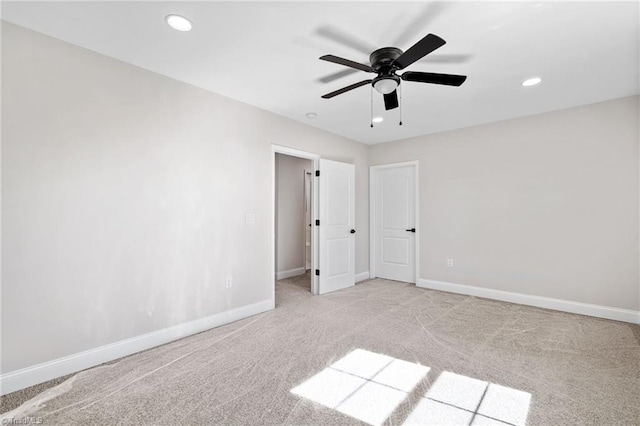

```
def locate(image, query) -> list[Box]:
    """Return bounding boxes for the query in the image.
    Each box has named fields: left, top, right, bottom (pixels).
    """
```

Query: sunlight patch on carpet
left=291, top=349, right=531, bottom=426
left=290, top=348, right=430, bottom=425
left=404, top=371, right=531, bottom=426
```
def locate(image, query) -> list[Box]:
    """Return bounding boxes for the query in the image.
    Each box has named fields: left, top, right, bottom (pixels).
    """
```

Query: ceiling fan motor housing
left=369, top=47, right=403, bottom=73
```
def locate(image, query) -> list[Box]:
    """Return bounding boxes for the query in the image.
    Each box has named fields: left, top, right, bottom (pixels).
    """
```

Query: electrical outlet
left=225, top=276, right=233, bottom=288
left=245, top=213, right=255, bottom=224
left=447, top=259, right=454, bottom=268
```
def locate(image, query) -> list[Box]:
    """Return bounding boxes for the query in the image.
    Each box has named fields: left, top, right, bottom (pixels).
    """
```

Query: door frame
left=369, top=161, right=420, bottom=282
left=304, top=169, right=313, bottom=271
left=272, top=145, right=320, bottom=299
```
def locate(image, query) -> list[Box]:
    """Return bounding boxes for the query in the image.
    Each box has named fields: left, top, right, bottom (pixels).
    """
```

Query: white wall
left=370, top=96, right=640, bottom=311
left=1, top=22, right=369, bottom=375
left=275, top=153, right=312, bottom=275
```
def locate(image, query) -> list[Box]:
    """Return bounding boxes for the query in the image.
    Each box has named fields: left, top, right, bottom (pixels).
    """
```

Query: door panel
left=382, top=237, right=410, bottom=265
left=383, top=175, right=410, bottom=229
left=319, top=159, right=355, bottom=294
left=327, top=170, right=350, bottom=225
left=327, top=238, right=350, bottom=276
left=375, top=165, right=416, bottom=283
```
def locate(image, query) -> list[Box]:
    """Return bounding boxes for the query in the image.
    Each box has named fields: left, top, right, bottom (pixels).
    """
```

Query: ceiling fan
left=319, top=33, right=467, bottom=113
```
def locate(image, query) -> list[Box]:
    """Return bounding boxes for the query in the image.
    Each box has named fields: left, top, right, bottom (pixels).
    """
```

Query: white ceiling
left=2, top=1, right=639, bottom=145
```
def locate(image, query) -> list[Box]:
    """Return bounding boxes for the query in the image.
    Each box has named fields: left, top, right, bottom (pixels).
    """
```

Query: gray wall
left=275, top=153, right=312, bottom=274
left=1, top=23, right=369, bottom=373
left=370, top=96, right=640, bottom=311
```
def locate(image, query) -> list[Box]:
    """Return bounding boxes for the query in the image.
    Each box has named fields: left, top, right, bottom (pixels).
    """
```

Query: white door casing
left=371, top=162, right=418, bottom=283
left=304, top=170, right=312, bottom=270
left=318, top=159, right=356, bottom=294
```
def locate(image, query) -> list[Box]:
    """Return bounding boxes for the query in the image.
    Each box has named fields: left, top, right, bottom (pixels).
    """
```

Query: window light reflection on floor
left=404, top=371, right=532, bottom=426
left=290, top=349, right=532, bottom=426
left=290, top=348, right=430, bottom=426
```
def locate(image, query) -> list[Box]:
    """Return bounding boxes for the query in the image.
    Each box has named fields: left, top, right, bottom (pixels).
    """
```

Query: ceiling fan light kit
left=373, top=75, right=400, bottom=95
left=319, top=33, right=467, bottom=126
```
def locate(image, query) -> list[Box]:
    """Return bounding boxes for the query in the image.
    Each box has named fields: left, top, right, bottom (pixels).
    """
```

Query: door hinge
left=315, top=170, right=320, bottom=177
left=315, top=219, right=320, bottom=226
left=315, top=269, right=320, bottom=276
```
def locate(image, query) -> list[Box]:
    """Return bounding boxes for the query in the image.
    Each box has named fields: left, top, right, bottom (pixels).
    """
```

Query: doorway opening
left=272, top=146, right=320, bottom=301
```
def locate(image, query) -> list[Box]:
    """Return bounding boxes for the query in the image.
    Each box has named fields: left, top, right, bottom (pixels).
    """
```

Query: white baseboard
left=0, top=299, right=274, bottom=396
left=418, top=279, right=640, bottom=324
left=276, top=267, right=306, bottom=280
left=355, top=271, right=371, bottom=283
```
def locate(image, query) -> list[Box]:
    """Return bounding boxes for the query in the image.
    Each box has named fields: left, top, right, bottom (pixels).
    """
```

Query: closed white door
left=373, top=165, right=416, bottom=283
left=318, top=159, right=355, bottom=294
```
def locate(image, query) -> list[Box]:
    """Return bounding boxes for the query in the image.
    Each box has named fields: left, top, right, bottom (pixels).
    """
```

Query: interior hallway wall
left=370, top=95, right=640, bottom=311
left=1, top=22, right=369, bottom=374
left=275, top=154, right=312, bottom=277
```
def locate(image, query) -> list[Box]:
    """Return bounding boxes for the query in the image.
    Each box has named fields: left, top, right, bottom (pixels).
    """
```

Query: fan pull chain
left=399, top=84, right=403, bottom=126
left=370, top=86, right=374, bottom=128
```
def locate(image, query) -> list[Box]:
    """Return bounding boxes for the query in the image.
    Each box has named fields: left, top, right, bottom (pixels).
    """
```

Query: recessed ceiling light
left=522, top=77, right=542, bottom=87
left=305, top=112, right=317, bottom=119
left=372, top=117, right=384, bottom=123
left=165, top=15, right=192, bottom=32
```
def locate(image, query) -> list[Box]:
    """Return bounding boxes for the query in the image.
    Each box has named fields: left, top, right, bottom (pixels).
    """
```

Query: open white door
left=318, top=159, right=355, bottom=295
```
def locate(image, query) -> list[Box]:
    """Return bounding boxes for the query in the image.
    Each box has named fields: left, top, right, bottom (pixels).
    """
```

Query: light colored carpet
left=1, top=277, right=639, bottom=425
left=284, top=270, right=312, bottom=291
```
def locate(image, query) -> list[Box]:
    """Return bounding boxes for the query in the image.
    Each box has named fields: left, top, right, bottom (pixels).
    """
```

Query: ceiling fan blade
left=321, top=79, right=373, bottom=99
left=401, top=71, right=467, bottom=86
left=320, top=55, right=374, bottom=73
left=393, top=34, right=446, bottom=70
left=318, top=68, right=359, bottom=84
left=316, top=26, right=376, bottom=55
left=383, top=91, right=399, bottom=110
